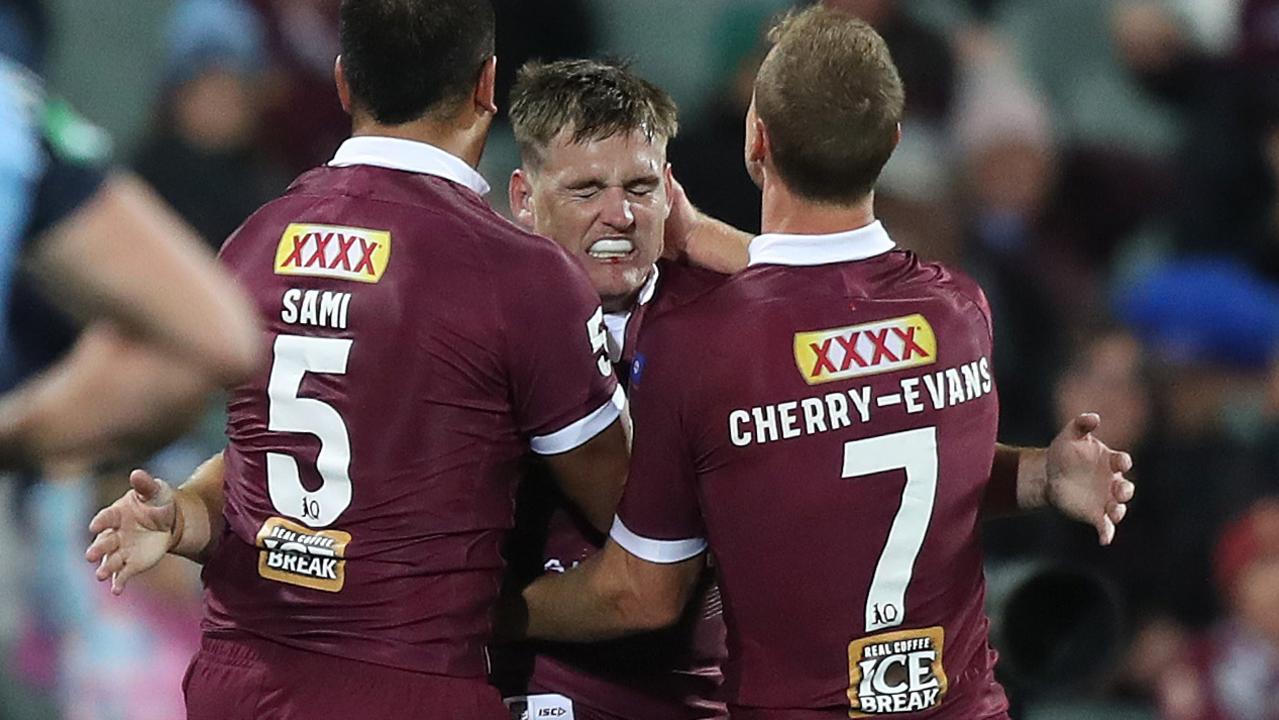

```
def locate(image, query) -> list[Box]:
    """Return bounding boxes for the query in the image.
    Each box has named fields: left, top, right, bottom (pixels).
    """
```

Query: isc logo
left=793, top=314, right=936, bottom=385
left=274, top=223, right=391, bottom=283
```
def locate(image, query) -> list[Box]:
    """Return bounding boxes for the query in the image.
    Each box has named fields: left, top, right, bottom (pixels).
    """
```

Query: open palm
left=84, top=469, right=177, bottom=594
left=1046, top=413, right=1136, bottom=546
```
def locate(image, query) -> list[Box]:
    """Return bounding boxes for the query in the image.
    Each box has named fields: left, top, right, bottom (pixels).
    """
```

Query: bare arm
left=985, top=414, right=1136, bottom=545
left=0, top=324, right=215, bottom=467
left=26, top=172, right=261, bottom=385
left=543, top=418, right=629, bottom=533
left=662, top=175, right=751, bottom=274
left=172, top=451, right=227, bottom=562
left=497, top=537, right=704, bottom=643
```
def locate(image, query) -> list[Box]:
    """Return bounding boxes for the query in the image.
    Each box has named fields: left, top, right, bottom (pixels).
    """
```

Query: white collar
left=602, top=264, right=660, bottom=362
left=747, top=221, right=895, bottom=267
left=328, top=136, right=491, bottom=196
left=635, top=262, right=660, bottom=307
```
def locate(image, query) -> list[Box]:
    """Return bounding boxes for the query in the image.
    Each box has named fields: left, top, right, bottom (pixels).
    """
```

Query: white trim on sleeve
left=609, top=516, right=707, bottom=564
left=530, top=386, right=626, bottom=455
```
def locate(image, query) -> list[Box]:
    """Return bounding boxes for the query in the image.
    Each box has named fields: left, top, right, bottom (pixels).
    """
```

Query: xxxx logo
left=274, top=223, right=391, bottom=283
left=794, top=314, right=936, bottom=385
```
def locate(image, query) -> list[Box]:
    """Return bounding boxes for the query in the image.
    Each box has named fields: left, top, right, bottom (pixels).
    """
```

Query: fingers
left=1110, top=450, right=1134, bottom=474
left=95, top=547, right=127, bottom=582
left=1097, top=514, right=1116, bottom=546
left=1113, top=477, right=1136, bottom=503
left=1107, top=500, right=1128, bottom=526
left=1071, top=412, right=1101, bottom=438
left=668, top=172, right=686, bottom=197
left=129, top=468, right=161, bottom=502
left=87, top=505, right=120, bottom=535
left=85, top=528, right=119, bottom=564
left=111, top=563, right=142, bottom=596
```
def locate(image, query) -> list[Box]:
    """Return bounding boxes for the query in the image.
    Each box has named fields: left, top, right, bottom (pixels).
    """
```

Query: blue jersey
left=0, top=55, right=42, bottom=366
left=0, top=55, right=108, bottom=387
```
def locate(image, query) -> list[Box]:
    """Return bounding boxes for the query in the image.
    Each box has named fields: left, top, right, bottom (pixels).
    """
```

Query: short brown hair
left=754, top=6, right=904, bottom=203
left=509, top=59, right=679, bottom=168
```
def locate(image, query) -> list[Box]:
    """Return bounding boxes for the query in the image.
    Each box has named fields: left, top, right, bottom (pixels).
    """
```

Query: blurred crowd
left=3, top=0, right=1279, bottom=719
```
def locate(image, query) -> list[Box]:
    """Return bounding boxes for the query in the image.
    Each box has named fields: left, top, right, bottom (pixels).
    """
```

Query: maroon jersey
left=497, top=260, right=728, bottom=719
left=204, top=137, right=621, bottom=679
left=614, top=223, right=1010, bottom=718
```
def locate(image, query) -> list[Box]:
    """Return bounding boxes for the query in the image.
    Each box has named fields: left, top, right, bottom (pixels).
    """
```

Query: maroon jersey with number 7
left=203, top=136, right=622, bottom=679
left=613, top=222, right=1011, bottom=718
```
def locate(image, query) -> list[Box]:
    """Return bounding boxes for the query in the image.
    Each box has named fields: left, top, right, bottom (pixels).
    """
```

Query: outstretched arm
left=27, top=173, right=261, bottom=385
left=0, top=173, right=262, bottom=469
left=985, top=413, right=1135, bottom=545
left=0, top=324, right=215, bottom=467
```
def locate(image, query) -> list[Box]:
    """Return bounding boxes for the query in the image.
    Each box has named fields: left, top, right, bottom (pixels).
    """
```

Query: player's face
left=514, top=129, right=670, bottom=310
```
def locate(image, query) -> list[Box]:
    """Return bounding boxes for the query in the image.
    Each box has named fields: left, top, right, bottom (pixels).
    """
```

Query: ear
left=335, top=55, right=352, bottom=114
left=662, top=162, right=675, bottom=221
left=474, top=55, right=498, bottom=115
left=748, top=114, right=770, bottom=166
left=893, top=122, right=903, bottom=151
left=508, top=168, right=537, bottom=230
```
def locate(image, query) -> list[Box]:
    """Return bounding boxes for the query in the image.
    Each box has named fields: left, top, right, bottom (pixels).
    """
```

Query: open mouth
left=587, top=238, right=635, bottom=262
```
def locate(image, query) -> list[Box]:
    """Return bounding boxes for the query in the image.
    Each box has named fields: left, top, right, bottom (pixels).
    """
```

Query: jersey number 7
left=841, top=426, right=939, bottom=633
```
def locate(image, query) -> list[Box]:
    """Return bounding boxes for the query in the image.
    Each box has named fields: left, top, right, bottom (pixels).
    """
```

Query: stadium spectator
left=247, top=0, right=346, bottom=176
left=133, top=0, right=286, bottom=252
left=1158, top=498, right=1279, bottom=720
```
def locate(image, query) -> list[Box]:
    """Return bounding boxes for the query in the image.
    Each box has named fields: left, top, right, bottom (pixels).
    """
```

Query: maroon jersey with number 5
left=613, top=222, right=1011, bottom=718
left=203, top=136, right=621, bottom=679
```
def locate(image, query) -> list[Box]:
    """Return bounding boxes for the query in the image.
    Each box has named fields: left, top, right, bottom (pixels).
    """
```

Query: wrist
left=1018, top=447, right=1050, bottom=510
left=167, top=488, right=187, bottom=553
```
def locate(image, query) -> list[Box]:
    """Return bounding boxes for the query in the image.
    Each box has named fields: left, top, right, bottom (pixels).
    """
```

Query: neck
left=351, top=112, right=489, bottom=169
left=760, top=175, right=877, bottom=236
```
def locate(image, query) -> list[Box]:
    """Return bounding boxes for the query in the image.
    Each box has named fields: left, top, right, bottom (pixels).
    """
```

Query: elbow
left=610, top=584, right=684, bottom=632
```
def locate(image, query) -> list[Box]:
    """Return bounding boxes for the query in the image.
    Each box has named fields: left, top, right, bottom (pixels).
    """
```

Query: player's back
left=205, top=139, right=619, bottom=680
left=626, top=224, right=1007, bottom=718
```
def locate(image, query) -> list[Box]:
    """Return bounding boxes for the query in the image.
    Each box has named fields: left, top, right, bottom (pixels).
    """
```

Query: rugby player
left=496, top=59, right=731, bottom=720
left=501, top=8, right=1134, bottom=719
left=87, top=1, right=630, bottom=717
left=0, top=53, right=260, bottom=467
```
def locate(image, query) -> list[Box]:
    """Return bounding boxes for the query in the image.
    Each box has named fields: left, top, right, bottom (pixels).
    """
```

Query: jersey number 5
left=266, top=334, right=354, bottom=528
left=842, top=427, right=939, bottom=633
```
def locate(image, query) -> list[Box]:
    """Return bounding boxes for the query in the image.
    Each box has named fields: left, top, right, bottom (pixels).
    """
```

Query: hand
left=661, top=173, right=698, bottom=261
left=1045, top=413, right=1135, bottom=546
left=84, top=469, right=180, bottom=595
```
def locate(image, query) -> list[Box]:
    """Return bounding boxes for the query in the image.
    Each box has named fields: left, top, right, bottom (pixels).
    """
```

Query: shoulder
left=647, top=258, right=731, bottom=321
left=921, top=258, right=994, bottom=335
left=882, top=251, right=993, bottom=334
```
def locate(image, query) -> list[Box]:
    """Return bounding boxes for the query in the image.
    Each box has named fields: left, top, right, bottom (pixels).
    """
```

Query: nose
left=598, top=187, right=635, bottom=231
